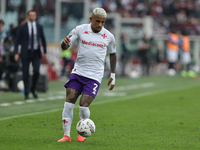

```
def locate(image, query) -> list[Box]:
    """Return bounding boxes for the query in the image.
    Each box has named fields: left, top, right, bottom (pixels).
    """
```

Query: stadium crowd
left=3, top=0, right=200, bottom=36
left=90, top=0, right=200, bottom=35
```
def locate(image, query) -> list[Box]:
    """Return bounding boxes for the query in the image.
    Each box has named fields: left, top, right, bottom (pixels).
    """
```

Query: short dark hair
left=0, top=19, right=4, bottom=25
left=27, top=10, right=36, bottom=16
left=18, top=17, right=26, bottom=25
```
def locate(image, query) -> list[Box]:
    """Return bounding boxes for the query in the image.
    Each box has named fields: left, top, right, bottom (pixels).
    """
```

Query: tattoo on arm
left=66, top=88, right=80, bottom=104
left=79, top=94, right=94, bottom=107
left=110, top=53, right=117, bottom=73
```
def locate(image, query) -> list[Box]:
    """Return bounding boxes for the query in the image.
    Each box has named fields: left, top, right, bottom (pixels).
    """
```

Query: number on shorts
left=92, top=83, right=98, bottom=95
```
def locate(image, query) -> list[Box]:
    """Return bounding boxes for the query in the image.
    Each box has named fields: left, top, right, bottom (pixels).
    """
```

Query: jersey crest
left=102, top=34, right=107, bottom=39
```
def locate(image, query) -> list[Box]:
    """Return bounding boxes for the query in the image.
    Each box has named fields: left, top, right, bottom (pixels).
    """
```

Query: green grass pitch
left=0, top=76, right=200, bottom=150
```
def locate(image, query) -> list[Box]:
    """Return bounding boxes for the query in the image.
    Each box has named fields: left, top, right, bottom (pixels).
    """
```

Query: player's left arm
left=107, top=34, right=117, bottom=91
left=107, top=52, right=116, bottom=91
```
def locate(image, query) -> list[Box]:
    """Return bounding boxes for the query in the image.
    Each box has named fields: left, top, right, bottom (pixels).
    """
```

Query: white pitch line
left=0, top=108, right=62, bottom=121
left=106, top=82, right=155, bottom=91
left=0, top=103, right=11, bottom=107
left=47, top=97, right=57, bottom=100
left=13, top=101, right=25, bottom=105
left=26, top=99, right=36, bottom=103
left=56, top=96, right=65, bottom=99
left=0, top=83, right=153, bottom=107
left=37, top=98, right=46, bottom=101
left=0, top=83, right=199, bottom=121
left=103, top=92, right=126, bottom=96
left=102, top=82, right=155, bottom=96
left=0, top=96, right=66, bottom=107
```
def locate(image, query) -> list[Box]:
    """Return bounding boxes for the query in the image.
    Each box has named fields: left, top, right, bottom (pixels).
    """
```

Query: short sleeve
left=67, top=26, right=79, bottom=46
left=107, top=34, right=116, bottom=54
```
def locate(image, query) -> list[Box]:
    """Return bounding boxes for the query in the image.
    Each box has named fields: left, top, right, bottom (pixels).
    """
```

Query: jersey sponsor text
left=82, top=40, right=106, bottom=48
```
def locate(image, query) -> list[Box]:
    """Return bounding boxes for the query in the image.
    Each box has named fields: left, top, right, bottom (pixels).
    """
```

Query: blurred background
left=0, top=0, right=200, bottom=92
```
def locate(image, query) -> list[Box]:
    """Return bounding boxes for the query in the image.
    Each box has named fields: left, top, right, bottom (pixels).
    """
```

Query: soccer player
left=57, top=8, right=117, bottom=142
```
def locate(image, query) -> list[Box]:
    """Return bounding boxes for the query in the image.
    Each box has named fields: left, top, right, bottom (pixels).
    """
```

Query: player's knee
left=79, top=101, right=91, bottom=107
left=79, top=103, right=88, bottom=107
left=66, top=98, right=76, bottom=104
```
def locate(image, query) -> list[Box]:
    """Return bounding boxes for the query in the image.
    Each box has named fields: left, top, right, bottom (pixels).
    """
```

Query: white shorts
left=167, top=49, right=179, bottom=63
left=181, top=52, right=191, bottom=65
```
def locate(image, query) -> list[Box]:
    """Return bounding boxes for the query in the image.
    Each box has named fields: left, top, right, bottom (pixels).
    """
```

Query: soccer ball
left=128, top=70, right=140, bottom=81
left=17, top=80, right=24, bottom=91
left=76, top=118, right=95, bottom=137
left=168, top=69, right=176, bottom=76
left=129, top=70, right=140, bottom=78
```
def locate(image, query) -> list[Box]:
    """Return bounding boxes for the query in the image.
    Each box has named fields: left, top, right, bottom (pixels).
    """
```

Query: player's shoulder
left=74, top=24, right=89, bottom=31
left=103, top=27, right=113, bottom=36
left=102, top=27, right=115, bottom=40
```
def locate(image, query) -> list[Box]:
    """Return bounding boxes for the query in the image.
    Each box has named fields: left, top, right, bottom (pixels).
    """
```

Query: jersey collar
left=88, top=23, right=104, bottom=35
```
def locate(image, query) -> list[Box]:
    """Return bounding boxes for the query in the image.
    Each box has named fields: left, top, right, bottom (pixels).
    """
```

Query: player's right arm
left=61, top=35, right=72, bottom=50
left=61, top=26, right=79, bottom=50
